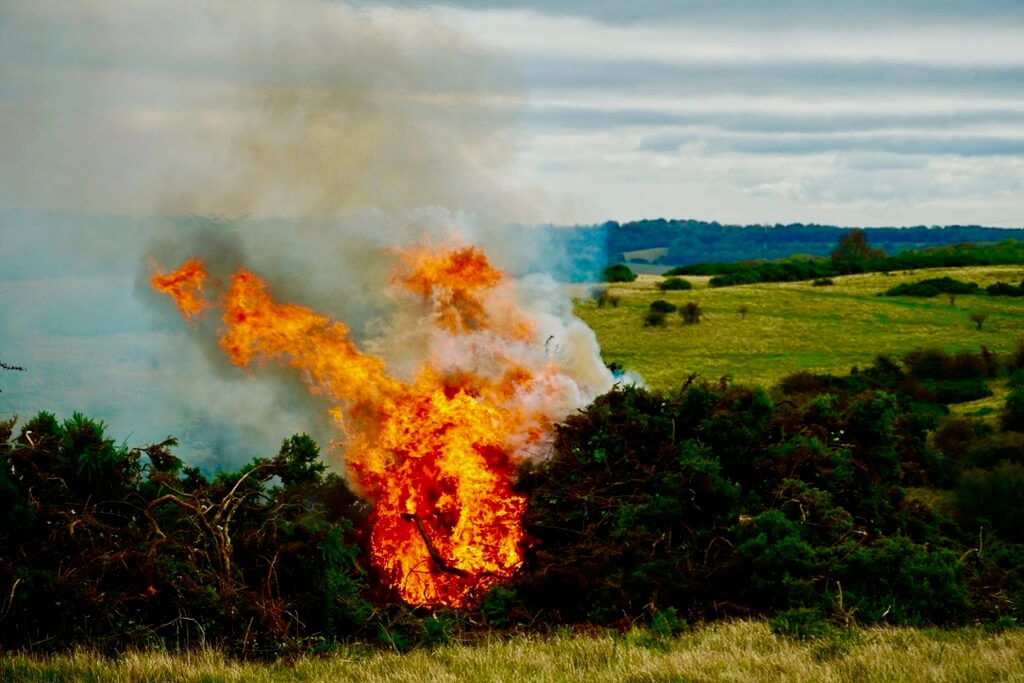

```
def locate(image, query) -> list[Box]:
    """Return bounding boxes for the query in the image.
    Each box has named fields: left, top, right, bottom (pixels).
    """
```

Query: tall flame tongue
left=151, top=246, right=546, bottom=608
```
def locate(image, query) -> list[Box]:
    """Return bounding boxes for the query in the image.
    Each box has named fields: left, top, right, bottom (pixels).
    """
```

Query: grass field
left=577, top=266, right=1024, bottom=391
left=4, top=621, right=1024, bottom=682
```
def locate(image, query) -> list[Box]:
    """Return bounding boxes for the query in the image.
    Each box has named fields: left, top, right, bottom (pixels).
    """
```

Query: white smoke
left=0, top=0, right=614, bottom=467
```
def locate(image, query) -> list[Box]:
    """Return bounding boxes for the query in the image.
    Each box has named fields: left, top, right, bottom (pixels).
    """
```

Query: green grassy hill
left=578, top=265, right=1024, bottom=391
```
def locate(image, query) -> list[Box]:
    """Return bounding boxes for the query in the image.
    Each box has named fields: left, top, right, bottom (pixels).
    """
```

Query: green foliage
left=7, top=336, right=1024, bottom=656
left=603, top=264, right=637, bottom=283
left=885, top=277, right=981, bottom=298
left=986, top=280, right=1024, bottom=297
left=957, top=462, right=1024, bottom=542
left=770, top=608, right=832, bottom=640
left=276, top=433, right=326, bottom=487
left=674, top=241, right=1024, bottom=288
left=1001, top=388, right=1024, bottom=432
left=648, top=299, right=677, bottom=314
left=0, top=415, right=370, bottom=657
left=658, top=277, right=693, bottom=291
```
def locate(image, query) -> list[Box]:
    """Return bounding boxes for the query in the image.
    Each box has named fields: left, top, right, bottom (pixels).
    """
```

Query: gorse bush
left=0, top=414, right=371, bottom=657
left=4, top=343, right=1024, bottom=655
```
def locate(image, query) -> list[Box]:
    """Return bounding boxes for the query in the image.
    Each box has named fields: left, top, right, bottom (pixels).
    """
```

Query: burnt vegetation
left=4, top=345, right=1024, bottom=655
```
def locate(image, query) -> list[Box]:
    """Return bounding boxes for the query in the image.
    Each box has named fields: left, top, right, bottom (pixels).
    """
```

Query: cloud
left=639, top=132, right=1024, bottom=157
left=414, top=1, right=1024, bottom=28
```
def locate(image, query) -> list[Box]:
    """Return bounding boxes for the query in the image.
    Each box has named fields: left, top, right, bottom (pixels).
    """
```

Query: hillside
left=577, top=265, right=1024, bottom=390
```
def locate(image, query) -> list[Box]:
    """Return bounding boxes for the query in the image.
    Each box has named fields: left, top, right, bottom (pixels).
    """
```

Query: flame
left=150, top=245, right=575, bottom=607
left=150, top=257, right=209, bottom=323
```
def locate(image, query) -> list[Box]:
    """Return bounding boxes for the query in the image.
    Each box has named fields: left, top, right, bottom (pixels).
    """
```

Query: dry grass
left=4, top=621, right=1024, bottom=682
left=578, top=266, right=1024, bottom=391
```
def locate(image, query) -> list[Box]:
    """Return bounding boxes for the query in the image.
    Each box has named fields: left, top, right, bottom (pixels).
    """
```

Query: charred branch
left=400, top=513, right=470, bottom=578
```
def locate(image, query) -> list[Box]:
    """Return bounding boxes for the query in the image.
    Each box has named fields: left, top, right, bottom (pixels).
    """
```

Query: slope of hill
left=577, top=265, right=1024, bottom=390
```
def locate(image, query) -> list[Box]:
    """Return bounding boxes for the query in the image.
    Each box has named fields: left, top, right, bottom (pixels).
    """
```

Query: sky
left=1, top=0, right=1023, bottom=463
left=2, top=0, right=1023, bottom=227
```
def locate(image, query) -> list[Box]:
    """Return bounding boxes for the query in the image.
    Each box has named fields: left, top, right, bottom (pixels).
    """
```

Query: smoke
left=0, top=0, right=614, bottom=467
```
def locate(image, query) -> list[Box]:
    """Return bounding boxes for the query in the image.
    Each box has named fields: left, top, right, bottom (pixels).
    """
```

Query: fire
left=150, top=245, right=571, bottom=608
left=150, top=257, right=208, bottom=323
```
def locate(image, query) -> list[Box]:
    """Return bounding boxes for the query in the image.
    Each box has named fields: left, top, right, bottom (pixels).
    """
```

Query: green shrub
left=649, top=299, right=677, bottom=314
left=923, top=378, right=993, bottom=404
left=1003, top=388, right=1024, bottom=432
left=986, top=281, right=1024, bottom=297
left=770, top=608, right=833, bottom=640
left=966, top=432, right=1024, bottom=469
left=658, top=277, right=693, bottom=291
left=885, top=277, right=980, bottom=298
left=957, top=462, right=1024, bottom=542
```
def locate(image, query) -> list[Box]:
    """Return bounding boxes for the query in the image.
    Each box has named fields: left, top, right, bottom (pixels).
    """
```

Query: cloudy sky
left=435, top=0, right=1024, bottom=226
left=2, top=0, right=1023, bottom=463
left=2, top=0, right=1023, bottom=226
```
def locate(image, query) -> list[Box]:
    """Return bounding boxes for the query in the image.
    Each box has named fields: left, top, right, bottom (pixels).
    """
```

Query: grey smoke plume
left=0, top=0, right=613, bottom=468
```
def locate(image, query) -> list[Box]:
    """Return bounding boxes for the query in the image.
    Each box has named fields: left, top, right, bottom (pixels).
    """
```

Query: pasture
left=577, top=266, right=1024, bottom=391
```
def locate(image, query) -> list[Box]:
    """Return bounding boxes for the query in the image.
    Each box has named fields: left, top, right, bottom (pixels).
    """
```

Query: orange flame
left=150, top=258, right=209, bottom=323
left=151, top=245, right=560, bottom=607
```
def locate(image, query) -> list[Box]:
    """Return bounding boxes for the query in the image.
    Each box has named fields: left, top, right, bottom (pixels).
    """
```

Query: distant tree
left=969, top=311, right=989, bottom=331
left=831, top=229, right=886, bottom=262
left=680, top=302, right=703, bottom=325
left=604, top=264, right=637, bottom=283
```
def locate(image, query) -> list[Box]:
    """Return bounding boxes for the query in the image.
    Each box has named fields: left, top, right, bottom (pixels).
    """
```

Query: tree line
left=664, top=237, right=1024, bottom=288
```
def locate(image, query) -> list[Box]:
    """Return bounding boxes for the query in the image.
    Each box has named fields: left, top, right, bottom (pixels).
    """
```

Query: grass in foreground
left=4, top=621, right=1024, bottom=682
left=577, top=265, right=1024, bottom=391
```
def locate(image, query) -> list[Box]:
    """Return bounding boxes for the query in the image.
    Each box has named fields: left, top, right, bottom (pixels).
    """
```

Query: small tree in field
left=680, top=302, right=702, bottom=325
left=969, top=311, right=989, bottom=331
